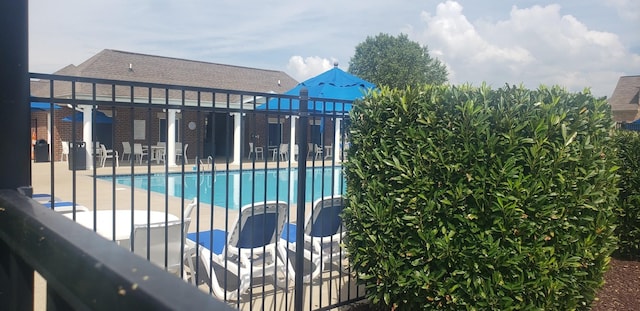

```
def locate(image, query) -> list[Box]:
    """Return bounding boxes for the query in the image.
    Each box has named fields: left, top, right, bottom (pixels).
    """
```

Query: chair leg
left=184, top=248, right=197, bottom=286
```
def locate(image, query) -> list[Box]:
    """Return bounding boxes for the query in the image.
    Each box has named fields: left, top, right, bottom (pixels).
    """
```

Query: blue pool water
left=102, top=167, right=345, bottom=209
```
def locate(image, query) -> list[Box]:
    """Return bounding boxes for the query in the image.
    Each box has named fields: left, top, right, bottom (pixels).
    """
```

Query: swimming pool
left=103, top=167, right=345, bottom=209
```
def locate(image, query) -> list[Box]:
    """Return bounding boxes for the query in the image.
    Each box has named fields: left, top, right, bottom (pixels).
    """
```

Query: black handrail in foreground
left=0, top=189, right=233, bottom=311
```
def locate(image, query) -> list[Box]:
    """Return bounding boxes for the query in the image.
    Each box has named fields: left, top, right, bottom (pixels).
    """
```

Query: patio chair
left=314, top=144, right=323, bottom=160
left=278, top=143, right=289, bottom=161
left=42, top=201, right=90, bottom=214
left=176, top=143, right=189, bottom=164
left=125, top=219, right=195, bottom=280
left=133, top=143, right=148, bottom=164
left=186, top=201, right=290, bottom=300
left=324, top=144, right=333, bottom=159
left=99, top=144, right=119, bottom=168
left=292, top=144, right=299, bottom=161
left=61, top=141, right=69, bottom=162
left=280, top=196, right=347, bottom=283
left=307, top=143, right=315, bottom=159
left=248, top=142, right=264, bottom=160
left=121, top=141, right=132, bottom=161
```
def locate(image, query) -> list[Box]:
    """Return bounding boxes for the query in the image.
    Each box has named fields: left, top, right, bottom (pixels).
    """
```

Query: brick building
left=609, top=75, right=640, bottom=123
left=30, top=49, right=299, bottom=163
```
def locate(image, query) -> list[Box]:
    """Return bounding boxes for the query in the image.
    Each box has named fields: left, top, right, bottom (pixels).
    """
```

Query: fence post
left=0, top=0, right=31, bottom=194
left=294, top=87, right=309, bottom=311
left=0, top=1, right=34, bottom=310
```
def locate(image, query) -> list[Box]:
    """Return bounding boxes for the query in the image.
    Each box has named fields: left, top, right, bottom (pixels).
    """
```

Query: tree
left=349, top=33, right=448, bottom=89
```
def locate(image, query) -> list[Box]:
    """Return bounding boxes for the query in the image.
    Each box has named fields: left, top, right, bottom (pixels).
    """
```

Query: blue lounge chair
left=280, top=196, right=347, bottom=283
left=42, top=201, right=89, bottom=214
left=32, top=193, right=58, bottom=203
left=186, top=201, right=289, bottom=300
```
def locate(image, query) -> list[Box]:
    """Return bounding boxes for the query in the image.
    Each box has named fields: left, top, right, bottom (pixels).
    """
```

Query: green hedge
left=343, top=84, right=618, bottom=310
left=612, top=130, right=640, bottom=260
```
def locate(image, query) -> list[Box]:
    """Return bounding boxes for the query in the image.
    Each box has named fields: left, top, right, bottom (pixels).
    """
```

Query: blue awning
left=62, top=111, right=113, bottom=124
left=30, top=102, right=61, bottom=111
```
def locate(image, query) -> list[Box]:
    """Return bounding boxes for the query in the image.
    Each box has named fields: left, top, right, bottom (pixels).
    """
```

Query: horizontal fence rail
left=0, top=189, right=233, bottom=311
left=27, top=73, right=365, bottom=310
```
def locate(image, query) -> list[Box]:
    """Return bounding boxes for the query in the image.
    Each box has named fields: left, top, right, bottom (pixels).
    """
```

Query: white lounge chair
left=186, top=201, right=290, bottom=300
left=280, top=196, right=347, bottom=283
left=125, top=219, right=195, bottom=280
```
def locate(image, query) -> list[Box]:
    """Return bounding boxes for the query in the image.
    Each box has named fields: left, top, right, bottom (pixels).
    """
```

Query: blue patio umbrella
left=623, top=119, right=640, bottom=131
left=30, top=102, right=61, bottom=111
left=62, top=110, right=113, bottom=124
left=258, top=64, right=376, bottom=113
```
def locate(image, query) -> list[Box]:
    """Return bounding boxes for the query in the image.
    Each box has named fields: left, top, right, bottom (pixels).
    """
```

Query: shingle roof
left=32, top=49, right=298, bottom=105
left=609, top=75, right=640, bottom=109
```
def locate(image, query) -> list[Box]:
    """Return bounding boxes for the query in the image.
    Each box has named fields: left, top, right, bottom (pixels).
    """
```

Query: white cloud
left=286, top=56, right=337, bottom=81
left=605, top=0, right=640, bottom=22
left=408, top=0, right=640, bottom=96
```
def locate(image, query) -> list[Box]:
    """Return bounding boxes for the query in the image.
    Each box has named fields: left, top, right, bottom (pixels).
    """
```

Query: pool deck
left=31, top=158, right=360, bottom=310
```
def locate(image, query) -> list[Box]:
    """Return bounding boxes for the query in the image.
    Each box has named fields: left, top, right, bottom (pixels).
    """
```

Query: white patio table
left=150, top=145, right=165, bottom=164
left=63, top=210, right=179, bottom=242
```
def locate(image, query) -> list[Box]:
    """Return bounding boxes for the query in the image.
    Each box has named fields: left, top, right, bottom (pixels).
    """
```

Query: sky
left=29, top=0, right=640, bottom=98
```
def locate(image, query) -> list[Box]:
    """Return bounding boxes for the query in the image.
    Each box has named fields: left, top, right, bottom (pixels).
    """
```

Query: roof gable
left=609, top=75, right=640, bottom=108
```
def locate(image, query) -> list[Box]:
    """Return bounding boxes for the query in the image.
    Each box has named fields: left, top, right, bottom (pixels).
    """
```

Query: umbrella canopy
left=62, top=110, right=113, bottom=124
left=30, top=102, right=61, bottom=111
left=622, top=119, right=640, bottom=131
left=259, top=65, right=375, bottom=112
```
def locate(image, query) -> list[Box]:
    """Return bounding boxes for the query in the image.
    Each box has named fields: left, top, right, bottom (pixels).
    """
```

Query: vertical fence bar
left=294, top=87, right=309, bottom=311
left=0, top=0, right=31, bottom=193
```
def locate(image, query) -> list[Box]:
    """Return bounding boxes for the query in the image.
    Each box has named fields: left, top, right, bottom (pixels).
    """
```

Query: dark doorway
left=268, top=123, right=282, bottom=147
left=204, top=112, right=234, bottom=158
left=310, top=124, right=321, bottom=145
left=94, top=124, right=113, bottom=149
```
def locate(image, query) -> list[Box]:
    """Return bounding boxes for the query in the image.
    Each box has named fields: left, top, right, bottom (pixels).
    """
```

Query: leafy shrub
left=612, top=130, right=640, bottom=260
left=343, top=84, right=618, bottom=310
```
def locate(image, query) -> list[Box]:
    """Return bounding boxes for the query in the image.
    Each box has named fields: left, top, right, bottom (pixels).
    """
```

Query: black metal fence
left=25, top=73, right=365, bottom=310
left=0, top=189, right=234, bottom=311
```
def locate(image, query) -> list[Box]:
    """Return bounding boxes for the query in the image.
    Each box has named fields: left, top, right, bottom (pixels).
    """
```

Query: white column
left=231, top=113, right=242, bottom=165
left=289, top=116, right=297, bottom=163
left=334, top=118, right=342, bottom=162
left=47, top=112, right=52, bottom=161
left=232, top=172, right=240, bottom=209
left=167, top=109, right=177, bottom=166
left=82, top=106, right=93, bottom=169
